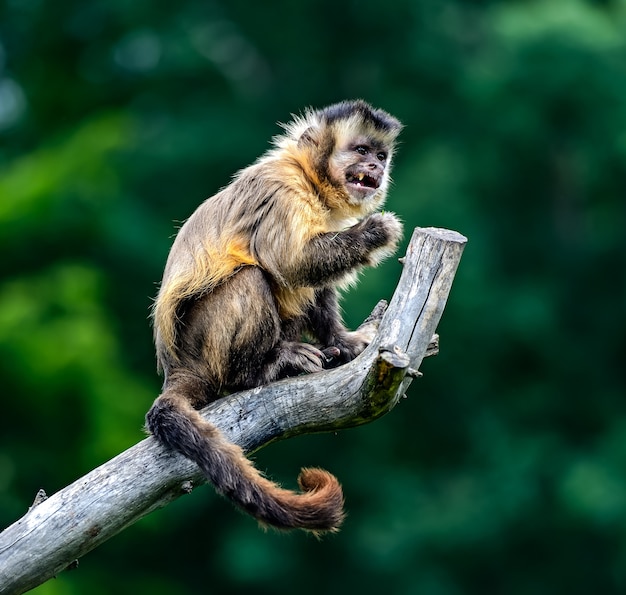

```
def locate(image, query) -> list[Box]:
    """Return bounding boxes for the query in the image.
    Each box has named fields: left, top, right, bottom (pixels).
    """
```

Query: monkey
left=145, top=99, right=403, bottom=533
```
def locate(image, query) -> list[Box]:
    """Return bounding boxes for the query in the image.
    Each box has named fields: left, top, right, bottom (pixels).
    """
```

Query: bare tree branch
left=0, top=227, right=467, bottom=595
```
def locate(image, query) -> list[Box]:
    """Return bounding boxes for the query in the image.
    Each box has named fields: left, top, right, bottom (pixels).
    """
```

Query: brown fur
left=146, top=100, right=403, bottom=532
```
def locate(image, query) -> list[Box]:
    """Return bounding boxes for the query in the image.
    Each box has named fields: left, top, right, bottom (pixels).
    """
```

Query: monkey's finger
left=321, top=346, right=341, bottom=362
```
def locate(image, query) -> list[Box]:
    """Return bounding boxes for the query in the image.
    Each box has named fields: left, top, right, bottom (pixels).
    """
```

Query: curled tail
left=145, top=391, right=345, bottom=532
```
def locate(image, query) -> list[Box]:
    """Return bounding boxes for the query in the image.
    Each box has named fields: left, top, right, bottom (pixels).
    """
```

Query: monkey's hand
left=323, top=330, right=372, bottom=368
left=354, top=212, right=403, bottom=266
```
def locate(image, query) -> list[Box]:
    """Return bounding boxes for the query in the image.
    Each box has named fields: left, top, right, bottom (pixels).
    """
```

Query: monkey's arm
left=284, top=212, right=402, bottom=287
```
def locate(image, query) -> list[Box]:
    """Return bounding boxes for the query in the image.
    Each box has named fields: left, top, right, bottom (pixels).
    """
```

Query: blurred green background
left=1, top=0, right=626, bottom=593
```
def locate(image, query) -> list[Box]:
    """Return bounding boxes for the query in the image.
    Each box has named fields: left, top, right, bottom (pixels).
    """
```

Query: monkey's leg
left=177, top=267, right=327, bottom=391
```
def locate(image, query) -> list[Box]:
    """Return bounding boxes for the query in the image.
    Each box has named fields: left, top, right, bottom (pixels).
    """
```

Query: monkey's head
left=278, top=100, right=403, bottom=214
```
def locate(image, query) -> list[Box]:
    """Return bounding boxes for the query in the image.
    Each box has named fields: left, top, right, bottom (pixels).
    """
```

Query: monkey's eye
left=355, top=146, right=368, bottom=155
left=377, top=152, right=387, bottom=161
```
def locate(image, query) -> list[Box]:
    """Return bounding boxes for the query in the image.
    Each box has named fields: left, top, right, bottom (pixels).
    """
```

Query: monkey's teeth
left=347, top=171, right=378, bottom=188
left=348, top=172, right=367, bottom=184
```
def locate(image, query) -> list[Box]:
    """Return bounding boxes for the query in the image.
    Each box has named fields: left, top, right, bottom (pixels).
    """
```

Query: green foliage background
left=1, top=0, right=626, bottom=593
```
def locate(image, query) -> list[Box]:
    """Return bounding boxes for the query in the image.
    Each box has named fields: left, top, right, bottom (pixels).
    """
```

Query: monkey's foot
left=262, top=341, right=327, bottom=382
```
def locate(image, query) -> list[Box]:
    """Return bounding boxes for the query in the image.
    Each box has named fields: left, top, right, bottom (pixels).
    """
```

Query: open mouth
left=346, top=171, right=380, bottom=189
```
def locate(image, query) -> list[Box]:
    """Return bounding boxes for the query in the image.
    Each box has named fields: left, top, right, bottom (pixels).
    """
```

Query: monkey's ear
left=298, top=127, right=320, bottom=149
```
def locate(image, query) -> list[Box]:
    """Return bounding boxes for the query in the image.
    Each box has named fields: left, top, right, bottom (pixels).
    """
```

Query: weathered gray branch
left=0, top=227, right=467, bottom=595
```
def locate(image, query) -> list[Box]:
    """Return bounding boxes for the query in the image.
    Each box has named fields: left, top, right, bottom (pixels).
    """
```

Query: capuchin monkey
left=146, top=99, right=403, bottom=533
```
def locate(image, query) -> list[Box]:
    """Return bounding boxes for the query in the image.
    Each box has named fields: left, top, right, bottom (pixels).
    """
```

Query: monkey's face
left=328, top=135, right=392, bottom=205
